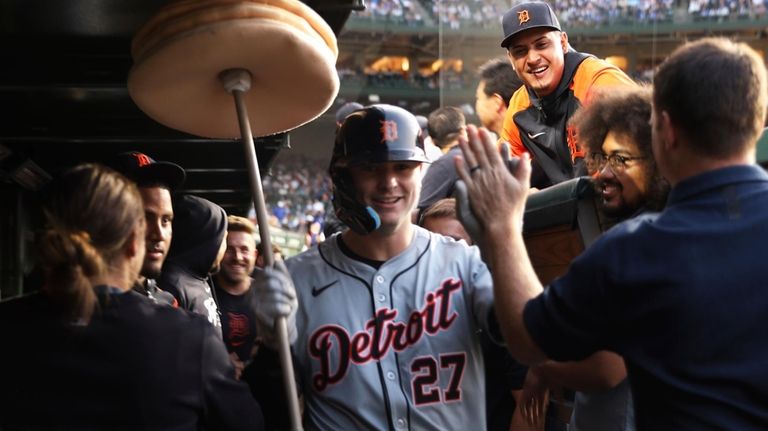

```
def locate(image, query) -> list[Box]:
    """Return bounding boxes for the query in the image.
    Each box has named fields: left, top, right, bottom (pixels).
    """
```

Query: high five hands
left=452, top=124, right=531, bottom=249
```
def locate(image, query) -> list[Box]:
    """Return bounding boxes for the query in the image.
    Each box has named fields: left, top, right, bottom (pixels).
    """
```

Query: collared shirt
left=524, top=165, right=768, bottom=430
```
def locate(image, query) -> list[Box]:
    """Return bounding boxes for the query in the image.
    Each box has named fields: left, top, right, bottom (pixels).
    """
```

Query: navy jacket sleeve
left=522, top=235, right=623, bottom=362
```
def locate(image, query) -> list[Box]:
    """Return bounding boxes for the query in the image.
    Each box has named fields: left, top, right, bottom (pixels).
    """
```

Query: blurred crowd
left=551, top=0, right=675, bottom=27
left=688, top=0, right=766, bottom=19
left=354, top=0, right=426, bottom=25
left=351, top=0, right=766, bottom=27
left=337, top=67, right=470, bottom=90
left=426, top=0, right=506, bottom=29
left=262, top=154, right=333, bottom=240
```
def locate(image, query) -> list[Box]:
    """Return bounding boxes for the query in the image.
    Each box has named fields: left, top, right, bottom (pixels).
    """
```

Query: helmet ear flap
left=330, top=167, right=381, bottom=235
left=328, top=103, right=426, bottom=236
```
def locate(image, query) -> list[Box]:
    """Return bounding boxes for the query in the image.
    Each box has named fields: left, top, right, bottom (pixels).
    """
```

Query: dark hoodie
left=159, top=194, right=227, bottom=330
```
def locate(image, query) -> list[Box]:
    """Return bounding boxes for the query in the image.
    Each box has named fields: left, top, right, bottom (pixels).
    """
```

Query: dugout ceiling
left=0, top=0, right=356, bottom=215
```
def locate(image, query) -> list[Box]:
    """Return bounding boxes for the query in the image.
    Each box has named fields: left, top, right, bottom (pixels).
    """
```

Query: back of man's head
left=654, top=38, right=767, bottom=158
left=165, top=194, right=228, bottom=277
left=336, top=102, right=364, bottom=126
left=477, top=57, right=523, bottom=104
left=418, top=198, right=458, bottom=226
left=418, top=198, right=472, bottom=244
left=427, top=107, right=466, bottom=149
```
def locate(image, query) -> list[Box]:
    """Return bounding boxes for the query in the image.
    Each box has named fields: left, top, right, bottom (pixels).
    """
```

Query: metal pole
left=220, top=68, right=303, bottom=431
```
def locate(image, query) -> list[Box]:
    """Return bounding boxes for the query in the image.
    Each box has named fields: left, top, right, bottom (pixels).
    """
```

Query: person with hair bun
left=0, top=163, right=264, bottom=430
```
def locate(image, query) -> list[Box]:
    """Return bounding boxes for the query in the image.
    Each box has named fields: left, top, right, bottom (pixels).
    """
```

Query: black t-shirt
left=0, top=289, right=263, bottom=430
left=216, top=282, right=259, bottom=363
left=215, top=280, right=293, bottom=431
left=418, top=147, right=462, bottom=213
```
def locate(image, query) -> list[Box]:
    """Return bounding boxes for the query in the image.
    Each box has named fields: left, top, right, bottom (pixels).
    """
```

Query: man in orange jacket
left=499, top=1, right=636, bottom=189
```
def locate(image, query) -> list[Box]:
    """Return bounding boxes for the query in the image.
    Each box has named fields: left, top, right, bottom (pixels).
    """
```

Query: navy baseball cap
left=336, top=102, right=364, bottom=124
left=501, top=2, right=561, bottom=48
left=110, top=151, right=186, bottom=190
left=416, top=115, right=428, bottom=134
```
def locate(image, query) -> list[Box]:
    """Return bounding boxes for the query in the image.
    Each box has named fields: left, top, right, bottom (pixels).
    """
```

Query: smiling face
left=219, top=231, right=256, bottom=284
left=507, top=28, right=568, bottom=98
left=138, top=186, right=173, bottom=279
left=596, top=131, right=650, bottom=218
left=348, top=161, right=422, bottom=236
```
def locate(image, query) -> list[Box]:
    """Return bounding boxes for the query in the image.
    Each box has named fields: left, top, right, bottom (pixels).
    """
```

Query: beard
left=141, top=261, right=163, bottom=280
left=596, top=169, right=670, bottom=220
left=218, top=268, right=247, bottom=284
left=600, top=198, right=636, bottom=220
left=218, top=262, right=254, bottom=284
left=596, top=177, right=639, bottom=221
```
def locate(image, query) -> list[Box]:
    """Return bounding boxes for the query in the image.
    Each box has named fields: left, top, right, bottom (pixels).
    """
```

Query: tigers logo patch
left=380, top=120, right=398, bottom=144
left=133, top=153, right=151, bottom=167
left=518, top=10, right=530, bottom=25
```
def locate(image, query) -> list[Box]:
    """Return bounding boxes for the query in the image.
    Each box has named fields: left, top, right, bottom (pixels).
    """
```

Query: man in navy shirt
left=456, top=38, right=768, bottom=430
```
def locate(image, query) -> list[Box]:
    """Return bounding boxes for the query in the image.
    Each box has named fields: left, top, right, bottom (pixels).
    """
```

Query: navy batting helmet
left=331, top=104, right=428, bottom=167
left=329, top=104, right=428, bottom=235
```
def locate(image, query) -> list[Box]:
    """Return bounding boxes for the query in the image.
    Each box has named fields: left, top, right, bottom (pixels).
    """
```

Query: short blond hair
left=419, top=198, right=458, bottom=226
left=227, top=215, right=256, bottom=235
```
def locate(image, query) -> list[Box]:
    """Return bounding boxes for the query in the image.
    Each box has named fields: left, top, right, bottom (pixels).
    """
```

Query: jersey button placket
left=376, top=272, right=405, bottom=425
left=375, top=274, right=387, bottom=303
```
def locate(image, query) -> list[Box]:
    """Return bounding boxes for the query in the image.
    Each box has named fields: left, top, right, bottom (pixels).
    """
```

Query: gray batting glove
left=253, top=260, right=298, bottom=347
left=454, top=180, right=493, bottom=269
left=500, top=142, right=520, bottom=174
left=454, top=180, right=483, bottom=243
left=454, top=142, right=519, bottom=267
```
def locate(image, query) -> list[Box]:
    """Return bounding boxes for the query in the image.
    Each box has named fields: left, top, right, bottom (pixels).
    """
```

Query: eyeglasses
left=586, top=152, right=647, bottom=174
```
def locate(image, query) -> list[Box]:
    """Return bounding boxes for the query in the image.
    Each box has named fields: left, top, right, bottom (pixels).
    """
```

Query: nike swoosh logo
left=527, top=131, right=546, bottom=139
left=312, top=280, right=339, bottom=297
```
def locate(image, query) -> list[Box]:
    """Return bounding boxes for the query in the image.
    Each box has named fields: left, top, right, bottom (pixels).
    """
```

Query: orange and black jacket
left=500, top=51, right=636, bottom=189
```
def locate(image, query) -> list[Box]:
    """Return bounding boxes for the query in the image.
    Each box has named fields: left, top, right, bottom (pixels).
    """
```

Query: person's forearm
left=484, top=222, right=547, bottom=365
left=532, top=351, right=627, bottom=392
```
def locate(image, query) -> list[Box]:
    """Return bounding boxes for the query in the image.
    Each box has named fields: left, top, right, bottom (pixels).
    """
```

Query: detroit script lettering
left=308, top=279, right=462, bottom=391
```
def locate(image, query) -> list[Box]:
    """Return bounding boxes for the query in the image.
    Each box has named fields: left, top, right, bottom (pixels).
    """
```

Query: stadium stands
left=349, top=0, right=764, bottom=27
left=263, top=154, right=333, bottom=234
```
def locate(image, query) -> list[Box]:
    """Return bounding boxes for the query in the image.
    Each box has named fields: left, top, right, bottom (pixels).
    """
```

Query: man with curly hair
left=576, top=87, right=669, bottom=220
left=460, top=37, right=768, bottom=430
left=521, top=87, right=670, bottom=431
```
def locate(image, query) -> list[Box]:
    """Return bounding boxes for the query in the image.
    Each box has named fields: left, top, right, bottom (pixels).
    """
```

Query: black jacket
left=159, top=194, right=227, bottom=329
left=512, top=51, right=591, bottom=189
left=0, top=289, right=263, bottom=430
left=417, top=146, right=461, bottom=213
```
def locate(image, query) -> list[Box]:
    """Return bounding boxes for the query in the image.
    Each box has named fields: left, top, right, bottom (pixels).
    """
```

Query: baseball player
left=285, top=104, right=497, bottom=430
left=110, top=151, right=185, bottom=307
left=499, top=1, right=636, bottom=189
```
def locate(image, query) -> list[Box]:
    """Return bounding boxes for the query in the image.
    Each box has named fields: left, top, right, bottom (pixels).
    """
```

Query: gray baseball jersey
left=286, top=226, right=495, bottom=431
